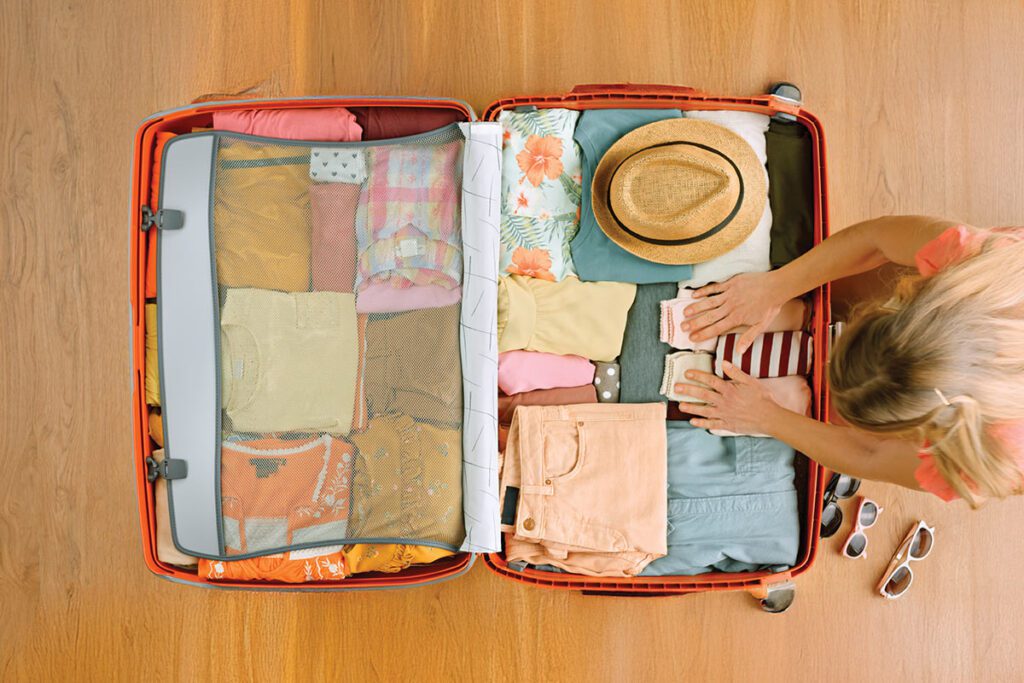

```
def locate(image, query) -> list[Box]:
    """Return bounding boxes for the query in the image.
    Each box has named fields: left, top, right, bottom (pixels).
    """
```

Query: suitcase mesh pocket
left=212, top=126, right=466, bottom=557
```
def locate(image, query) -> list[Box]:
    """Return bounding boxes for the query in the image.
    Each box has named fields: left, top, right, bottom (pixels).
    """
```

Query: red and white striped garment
left=714, top=331, right=813, bottom=378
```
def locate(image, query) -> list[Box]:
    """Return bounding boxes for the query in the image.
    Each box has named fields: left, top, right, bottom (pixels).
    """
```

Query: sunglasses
left=876, top=520, right=935, bottom=599
left=840, top=497, right=882, bottom=559
left=820, top=472, right=861, bottom=538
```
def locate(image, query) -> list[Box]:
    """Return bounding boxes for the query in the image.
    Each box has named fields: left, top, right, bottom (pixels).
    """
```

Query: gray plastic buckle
left=140, top=205, right=184, bottom=232
left=146, top=456, right=188, bottom=482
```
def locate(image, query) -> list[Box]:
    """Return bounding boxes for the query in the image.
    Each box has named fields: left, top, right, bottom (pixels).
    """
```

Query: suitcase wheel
left=757, top=584, right=796, bottom=614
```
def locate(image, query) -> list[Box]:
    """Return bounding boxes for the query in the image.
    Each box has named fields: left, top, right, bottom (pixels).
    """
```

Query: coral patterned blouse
left=913, top=225, right=1024, bottom=500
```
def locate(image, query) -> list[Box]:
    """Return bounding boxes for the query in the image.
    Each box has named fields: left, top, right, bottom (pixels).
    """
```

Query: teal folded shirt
left=641, top=424, right=800, bottom=576
left=619, top=283, right=676, bottom=404
left=570, top=108, right=694, bottom=284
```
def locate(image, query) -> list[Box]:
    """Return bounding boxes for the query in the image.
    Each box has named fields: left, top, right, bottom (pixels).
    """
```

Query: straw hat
left=592, top=118, right=766, bottom=264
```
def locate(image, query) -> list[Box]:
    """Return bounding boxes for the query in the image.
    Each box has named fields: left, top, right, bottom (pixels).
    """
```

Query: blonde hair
left=829, top=230, right=1024, bottom=505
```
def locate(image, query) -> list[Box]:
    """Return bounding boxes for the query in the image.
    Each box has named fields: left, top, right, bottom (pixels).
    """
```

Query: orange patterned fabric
left=343, top=543, right=455, bottom=574
left=221, top=435, right=354, bottom=555
left=144, top=132, right=176, bottom=298
left=200, top=546, right=348, bottom=583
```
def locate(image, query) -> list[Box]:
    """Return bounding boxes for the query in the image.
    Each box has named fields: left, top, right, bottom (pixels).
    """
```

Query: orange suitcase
left=129, top=83, right=830, bottom=607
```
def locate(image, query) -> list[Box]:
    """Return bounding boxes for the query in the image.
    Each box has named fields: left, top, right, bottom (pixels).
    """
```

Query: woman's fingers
left=676, top=401, right=716, bottom=417
left=681, top=307, right=729, bottom=334
left=685, top=369, right=727, bottom=392
left=672, top=383, right=718, bottom=404
left=682, top=295, right=724, bottom=319
left=689, top=417, right=725, bottom=430
left=690, top=314, right=742, bottom=342
left=721, top=360, right=756, bottom=385
left=692, top=282, right=728, bottom=299
left=733, top=321, right=768, bottom=356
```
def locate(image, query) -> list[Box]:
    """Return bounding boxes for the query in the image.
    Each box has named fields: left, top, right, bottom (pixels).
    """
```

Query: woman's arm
left=756, top=405, right=924, bottom=489
left=763, top=214, right=964, bottom=303
left=683, top=215, right=966, bottom=350
left=677, top=363, right=925, bottom=490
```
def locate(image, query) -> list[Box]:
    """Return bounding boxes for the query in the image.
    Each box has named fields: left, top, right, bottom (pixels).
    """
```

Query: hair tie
left=934, top=388, right=952, bottom=406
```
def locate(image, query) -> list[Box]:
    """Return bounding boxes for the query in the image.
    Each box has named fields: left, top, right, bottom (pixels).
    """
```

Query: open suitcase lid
left=130, top=86, right=829, bottom=596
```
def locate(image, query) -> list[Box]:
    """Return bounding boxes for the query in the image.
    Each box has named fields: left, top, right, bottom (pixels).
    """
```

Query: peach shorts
left=499, top=403, right=668, bottom=577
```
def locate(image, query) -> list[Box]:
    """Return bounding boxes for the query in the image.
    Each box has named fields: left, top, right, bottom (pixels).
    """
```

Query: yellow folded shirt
left=221, top=288, right=359, bottom=435
left=145, top=303, right=160, bottom=405
left=214, top=139, right=312, bottom=292
left=497, top=275, right=636, bottom=362
left=344, top=543, right=455, bottom=574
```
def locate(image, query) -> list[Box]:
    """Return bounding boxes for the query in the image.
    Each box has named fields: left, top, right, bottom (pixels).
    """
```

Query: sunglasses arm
left=874, top=527, right=918, bottom=594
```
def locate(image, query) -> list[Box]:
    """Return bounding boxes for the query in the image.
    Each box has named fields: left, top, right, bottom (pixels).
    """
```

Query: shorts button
left=523, top=518, right=536, bottom=531
left=544, top=479, right=552, bottom=485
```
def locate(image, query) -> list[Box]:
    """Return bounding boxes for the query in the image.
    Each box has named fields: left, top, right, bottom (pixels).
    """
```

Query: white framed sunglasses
left=840, top=497, right=882, bottom=559
left=876, top=520, right=935, bottom=599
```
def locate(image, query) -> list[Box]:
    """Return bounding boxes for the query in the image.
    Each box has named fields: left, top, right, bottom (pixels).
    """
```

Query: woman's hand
left=674, top=362, right=784, bottom=435
left=681, top=272, right=785, bottom=355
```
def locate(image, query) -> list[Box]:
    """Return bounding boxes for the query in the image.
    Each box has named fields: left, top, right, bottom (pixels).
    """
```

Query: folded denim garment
left=500, top=403, right=668, bottom=577
left=619, top=283, right=677, bottom=404
left=641, top=424, right=799, bottom=576
left=497, top=385, right=598, bottom=425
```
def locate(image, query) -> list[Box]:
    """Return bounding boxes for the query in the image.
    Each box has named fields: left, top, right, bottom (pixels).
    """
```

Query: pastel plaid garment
left=354, top=140, right=463, bottom=311
left=714, top=330, right=813, bottom=378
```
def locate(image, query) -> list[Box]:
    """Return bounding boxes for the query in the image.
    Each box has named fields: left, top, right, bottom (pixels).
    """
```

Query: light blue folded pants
left=641, top=424, right=800, bottom=576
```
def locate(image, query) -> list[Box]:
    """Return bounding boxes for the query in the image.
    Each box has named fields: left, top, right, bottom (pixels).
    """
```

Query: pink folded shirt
left=310, top=183, right=360, bottom=292
left=661, top=290, right=808, bottom=351
left=498, top=351, right=596, bottom=396
left=212, top=108, right=362, bottom=141
left=659, top=289, right=718, bottom=351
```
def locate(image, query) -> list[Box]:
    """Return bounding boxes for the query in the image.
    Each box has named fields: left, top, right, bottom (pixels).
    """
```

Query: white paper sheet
left=457, top=122, right=503, bottom=553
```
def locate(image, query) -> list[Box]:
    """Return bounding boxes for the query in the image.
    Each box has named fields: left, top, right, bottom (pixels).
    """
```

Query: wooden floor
left=3, top=0, right=1024, bottom=680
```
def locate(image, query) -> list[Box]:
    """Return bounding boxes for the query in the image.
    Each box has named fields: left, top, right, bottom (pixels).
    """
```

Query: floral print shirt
left=498, top=109, right=583, bottom=282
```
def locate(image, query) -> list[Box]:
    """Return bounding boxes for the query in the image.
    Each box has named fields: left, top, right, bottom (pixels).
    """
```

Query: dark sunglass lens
left=859, top=502, right=878, bottom=526
left=820, top=503, right=843, bottom=538
left=910, top=528, right=933, bottom=559
left=835, top=475, right=861, bottom=499
left=845, top=534, right=866, bottom=557
left=885, top=566, right=912, bottom=596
